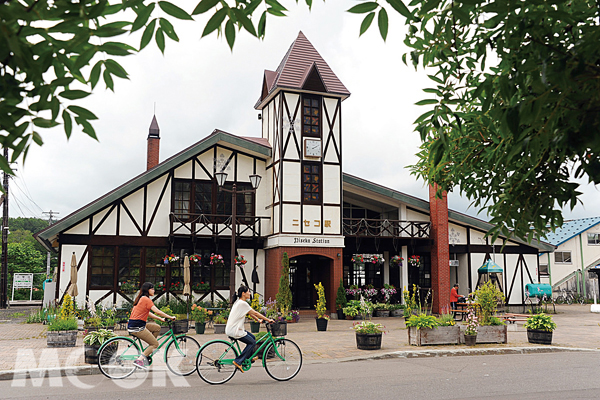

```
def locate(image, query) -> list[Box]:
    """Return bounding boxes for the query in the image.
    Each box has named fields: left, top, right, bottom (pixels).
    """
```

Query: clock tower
left=255, top=32, right=350, bottom=307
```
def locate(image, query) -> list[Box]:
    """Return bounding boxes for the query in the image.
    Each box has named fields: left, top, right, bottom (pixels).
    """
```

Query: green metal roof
left=35, top=130, right=271, bottom=251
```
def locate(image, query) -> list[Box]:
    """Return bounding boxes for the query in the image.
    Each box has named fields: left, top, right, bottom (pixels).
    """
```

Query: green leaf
left=32, top=118, right=59, bottom=128
left=140, top=19, right=157, bottom=50
left=104, top=59, right=129, bottom=79
left=68, top=106, right=98, bottom=120
left=385, top=0, right=412, bottom=19
left=415, top=99, right=438, bottom=106
left=360, top=13, right=376, bottom=36
left=265, top=0, right=288, bottom=12
left=132, top=3, right=156, bottom=32
left=155, top=27, right=165, bottom=54
left=193, top=0, right=220, bottom=15
left=89, top=61, right=103, bottom=89
left=32, top=131, right=43, bottom=146
left=100, top=42, right=135, bottom=56
left=63, top=110, right=72, bottom=139
left=348, top=2, right=379, bottom=14
left=59, top=90, right=91, bottom=100
left=258, top=11, right=267, bottom=38
left=378, top=8, right=388, bottom=41
left=159, top=18, right=179, bottom=41
left=103, top=69, right=115, bottom=91
left=158, top=1, right=194, bottom=20
left=233, top=9, right=257, bottom=37
left=75, top=117, right=98, bottom=140
left=421, top=0, right=442, bottom=14
left=202, top=7, right=227, bottom=37
left=267, top=7, right=286, bottom=17
left=225, top=19, right=235, bottom=50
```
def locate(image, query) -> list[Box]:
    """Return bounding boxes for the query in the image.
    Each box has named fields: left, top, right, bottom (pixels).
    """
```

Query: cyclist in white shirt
left=225, top=285, right=274, bottom=373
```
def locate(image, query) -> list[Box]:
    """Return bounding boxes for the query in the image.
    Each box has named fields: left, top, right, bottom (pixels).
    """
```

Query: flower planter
left=527, top=329, right=553, bottom=345
left=250, top=321, right=260, bottom=333
left=390, top=309, right=403, bottom=317
left=213, top=323, right=226, bottom=334
left=408, top=326, right=460, bottom=346
left=337, top=309, right=345, bottom=320
left=47, top=330, right=78, bottom=347
left=375, top=310, right=390, bottom=317
left=346, top=315, right=355, bottom=320
left=355, top=333, right=382, bottom=350
left=464, top=334, right=477, bottom=346
left=195, top=322, right=206, bottom=334
left=84, top=344, right=101, bottom=364
left=459, top=325, right=507, bottom=344
left=316, top=318, right=328, bottom=331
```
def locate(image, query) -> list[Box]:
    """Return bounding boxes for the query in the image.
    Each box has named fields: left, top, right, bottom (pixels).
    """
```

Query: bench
left=501, top=313, right=529, bottom=324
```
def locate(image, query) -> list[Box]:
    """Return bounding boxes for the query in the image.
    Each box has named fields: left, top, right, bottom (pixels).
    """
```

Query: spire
left=147, top=115, right=160, bottom=170
left=149, top=115, right=160, bottom=138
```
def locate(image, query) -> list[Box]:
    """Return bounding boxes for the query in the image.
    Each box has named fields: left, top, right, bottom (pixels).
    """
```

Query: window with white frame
left=554, top=251, right=572, bottom=263
left=587, top=233, right=600, bottom=245
left=539, top=264, right=549, bottom=276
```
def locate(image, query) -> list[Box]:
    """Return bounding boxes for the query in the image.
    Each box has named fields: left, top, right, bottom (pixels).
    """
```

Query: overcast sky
left=9, top=1, right=600, bottom=226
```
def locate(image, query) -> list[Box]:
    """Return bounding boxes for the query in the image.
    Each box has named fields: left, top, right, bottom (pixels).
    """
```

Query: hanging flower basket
left=192, top=282, right=210, bottom=292
left=234, top=255, right=247, bottom=267
left=370, top=255, right=384, bottom=264
left=210, top=253, right=224, bottom=267
left=351, top=255, right=364, bottom=264
left=189, top=254, right=202, bottom=265
left=163, top=254, right=180, bottom=265
left=390, top=255, right=403, bottom=267
left=408, top=255, right=421, bottom=268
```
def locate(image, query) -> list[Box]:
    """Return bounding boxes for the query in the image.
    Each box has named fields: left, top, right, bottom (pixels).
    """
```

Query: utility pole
left=1, top=147, right=9, bottom=309
left=42, top=211, right=59, bottom=280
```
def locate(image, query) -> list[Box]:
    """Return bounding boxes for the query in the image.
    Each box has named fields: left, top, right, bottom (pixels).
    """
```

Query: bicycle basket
left=270, top=321, right=287, bottom=336
left=172, top=319, right=189, bottom=334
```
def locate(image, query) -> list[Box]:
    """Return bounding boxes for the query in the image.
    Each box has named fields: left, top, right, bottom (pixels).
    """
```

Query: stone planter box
left=213, top=323, right=226, bottom=334
left=459, top=325, right=507, bottom=344
left=375, top=310, right=390, bottom=317
left=390, top=309, right=403, bottom=317
left=47, top=330, right=78, bottom=347
left=408, top=326, right=460, bottom=346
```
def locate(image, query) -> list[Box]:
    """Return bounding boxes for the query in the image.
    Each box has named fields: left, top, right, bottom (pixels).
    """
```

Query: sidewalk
left=0, top=304, right=599, bottom=380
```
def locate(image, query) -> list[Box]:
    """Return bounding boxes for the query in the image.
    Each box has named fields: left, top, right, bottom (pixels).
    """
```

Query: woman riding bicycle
left=127, top=282, right=176, bottom=369
left=225, top=285, right=274, bottom=373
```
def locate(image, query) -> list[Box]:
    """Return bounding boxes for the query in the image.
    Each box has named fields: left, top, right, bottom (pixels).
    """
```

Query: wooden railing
left=342, top=218, right=430, bottom=239
left=169, top=213, right=267, bottom=238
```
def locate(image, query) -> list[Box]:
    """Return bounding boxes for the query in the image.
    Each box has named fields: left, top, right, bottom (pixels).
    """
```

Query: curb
left=3, top=346, right=596, bottom=381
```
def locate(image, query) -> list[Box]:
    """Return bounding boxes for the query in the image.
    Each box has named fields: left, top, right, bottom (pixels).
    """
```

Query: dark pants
left=234, top=332, right=256, bottom=365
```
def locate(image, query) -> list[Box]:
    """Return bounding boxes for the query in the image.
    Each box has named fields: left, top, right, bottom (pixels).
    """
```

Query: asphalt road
left=3, top=352, right=600, bottom=399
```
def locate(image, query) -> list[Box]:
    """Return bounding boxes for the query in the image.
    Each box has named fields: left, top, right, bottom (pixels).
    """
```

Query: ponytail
left=233, top=285, right=250, bottom=303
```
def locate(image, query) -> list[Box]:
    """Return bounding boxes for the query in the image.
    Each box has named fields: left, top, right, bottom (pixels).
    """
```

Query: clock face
left=305, top=139, right=322, bottom=158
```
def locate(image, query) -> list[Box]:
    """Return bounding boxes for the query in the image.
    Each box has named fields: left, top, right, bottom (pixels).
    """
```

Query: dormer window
left=302, top=96, right=320, bottom=137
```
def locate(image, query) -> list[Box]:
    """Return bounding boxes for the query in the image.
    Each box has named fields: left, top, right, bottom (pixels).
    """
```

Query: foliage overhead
left=4, top=0, right=599, bottom=242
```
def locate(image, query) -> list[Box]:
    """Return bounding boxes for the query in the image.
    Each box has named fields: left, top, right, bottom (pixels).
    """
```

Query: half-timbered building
left=35, top=32, right=554, bottom=312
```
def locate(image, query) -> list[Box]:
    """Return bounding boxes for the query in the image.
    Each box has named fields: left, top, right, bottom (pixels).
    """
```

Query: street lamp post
left=215, top=172, right=261, bottom=304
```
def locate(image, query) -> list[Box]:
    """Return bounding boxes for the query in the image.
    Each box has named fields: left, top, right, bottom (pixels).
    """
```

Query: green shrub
left=474, top=281, right=505, bottom=326
left=26, top=309, right=45, bottom=324
left=405, top=313, right=439, bottom=329
left=437, top=312, right=456, bottom=326
left=487, top=316, right=505, bottom=326
left=524, top=313, right=556, bottom=331
left=335, top=278, right=347, bottom=310
left=83, top=329, right=117, bottom=346
left=48, top=317, right=78, bottom=331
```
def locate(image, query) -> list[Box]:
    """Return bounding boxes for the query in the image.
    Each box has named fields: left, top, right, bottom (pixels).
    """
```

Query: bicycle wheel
left=263, top=339, right=302, bottom=381
left=566, top=295, right=573, bottom=305
left=165, top=335, right=201, bottom=376
left=98, top=337, right=141, bottom=379
left=196, top=340, right=239, bottom=384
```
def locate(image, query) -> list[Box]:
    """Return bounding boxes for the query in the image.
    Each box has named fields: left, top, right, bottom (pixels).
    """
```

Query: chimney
left=429, top=183, right=450, bottom=314
left=147, top=115, right=160, bottom=170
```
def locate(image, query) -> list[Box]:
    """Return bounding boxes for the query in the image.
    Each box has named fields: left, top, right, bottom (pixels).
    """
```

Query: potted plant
left=343, top=305, right=359, bottom=320
left=249, top=293, right=262, bottom=333
left=163, top=254, right=180, bottom=265
left=335, top=278, right=347, bottom=319
left=314, top=282, right=329, bottom=331
left=380, top=284, right=397, bottom=304
left=408, top=255, right=421, bottom=268
left=390, top=255, right=403, bottom=267
left=406, top=313, right=460, bottom=346
left=468, top=282, right=507, bottom=344
left=346, top=285, right=361, bottom=301
left=353, top=320, right=386, bottom=350
left=463, top=305, right=478, bottom=346
left=120, top=279, right=139, bottom=294
left=83, top=329, right=117, bottom=364
left=524, top=313, right=556, bottom=344
left=47, top=294, right=78, bottom=347
left=191, top=303, right=208, bottom=334
left=189, top=254, right=202, bottom=265
left=374, top=303, right=390, bottom=317
left=192, top=281, right=210, bottom=293
left=234, top=254, right=247, bottom=267
left=213, top=311, right=228, bottom=334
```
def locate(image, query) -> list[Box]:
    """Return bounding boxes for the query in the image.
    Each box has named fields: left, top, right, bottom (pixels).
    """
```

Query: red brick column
left=429, top=184, right=450, bottom=314
left=147, top=136, right=160, bottom=170
left=264, top=246, right=343, bottom=313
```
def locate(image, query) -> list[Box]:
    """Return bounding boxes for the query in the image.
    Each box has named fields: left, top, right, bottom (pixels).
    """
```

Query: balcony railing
left=343, top=218, right=430, bottom=239
left=169, top=213, right=267, bottom=238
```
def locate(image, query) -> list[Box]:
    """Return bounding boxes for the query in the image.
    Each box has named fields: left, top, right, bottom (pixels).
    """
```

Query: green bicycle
left=195, top=322, right=302, bottom=384
left=97, top=320, right=200, bottom=379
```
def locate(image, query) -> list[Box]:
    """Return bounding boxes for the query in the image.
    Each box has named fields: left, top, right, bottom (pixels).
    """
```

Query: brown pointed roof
left=255, top=32, right=350, bottom=109
left=149, top=115, right=160, bottom=138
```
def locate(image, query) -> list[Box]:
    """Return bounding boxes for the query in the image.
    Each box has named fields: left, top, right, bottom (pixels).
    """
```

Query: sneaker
left=133, top=357, right=148, bottom=370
